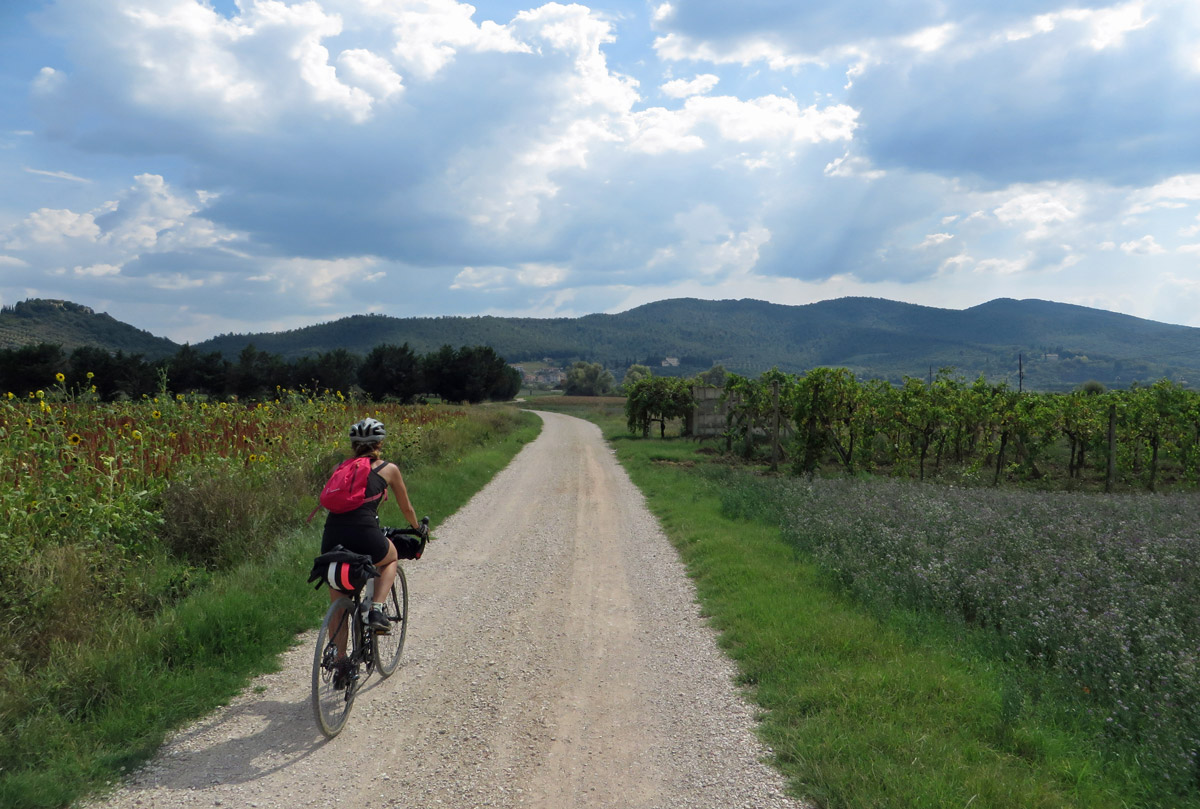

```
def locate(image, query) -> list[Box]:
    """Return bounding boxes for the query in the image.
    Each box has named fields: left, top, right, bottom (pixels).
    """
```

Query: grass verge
left=546, top=399, right=1174, bottom=809
left=0, top=408, right=541, bottom=809
left=612, top=438, right=1142, bottom=808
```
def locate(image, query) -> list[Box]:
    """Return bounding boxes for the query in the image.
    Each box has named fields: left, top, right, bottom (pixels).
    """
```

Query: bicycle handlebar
left=383, top=515, right=430, bottom=539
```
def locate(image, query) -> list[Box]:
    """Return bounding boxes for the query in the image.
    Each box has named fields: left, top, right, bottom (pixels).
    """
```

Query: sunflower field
left=0, top=374, right=461, bottom=684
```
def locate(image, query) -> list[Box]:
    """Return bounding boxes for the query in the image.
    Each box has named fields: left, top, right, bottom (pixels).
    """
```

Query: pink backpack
left=318, top=457, right=387, bottom=514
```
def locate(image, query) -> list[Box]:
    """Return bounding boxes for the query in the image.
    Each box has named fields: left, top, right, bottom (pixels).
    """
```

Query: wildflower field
left=0, top=377, right=459, bottom=672
left=0, top=374, right=540, bottom=809
left=716, top=468, right=1200, bottom=804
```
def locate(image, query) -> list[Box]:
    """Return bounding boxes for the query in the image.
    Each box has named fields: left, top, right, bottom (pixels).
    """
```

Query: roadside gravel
left=85, top=411, right=809, bottom=809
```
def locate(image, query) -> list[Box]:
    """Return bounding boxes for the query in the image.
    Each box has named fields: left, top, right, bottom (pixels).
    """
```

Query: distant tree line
left=0, top=342, right=520, bottom=404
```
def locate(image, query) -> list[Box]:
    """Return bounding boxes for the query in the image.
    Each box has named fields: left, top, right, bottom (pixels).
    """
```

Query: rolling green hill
left=6, top=296, right=1200, bottom=390
left=0, top=299, right=177, bottom=359
left=192, top=297, right=1200, bottom=390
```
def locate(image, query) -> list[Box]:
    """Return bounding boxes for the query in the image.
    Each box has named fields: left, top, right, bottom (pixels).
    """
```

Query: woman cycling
left=322, top=417, right=427, bottom=632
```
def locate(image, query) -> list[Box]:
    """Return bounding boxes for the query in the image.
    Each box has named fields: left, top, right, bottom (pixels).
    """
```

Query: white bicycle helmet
left=348, top=417, right=386, bottom=444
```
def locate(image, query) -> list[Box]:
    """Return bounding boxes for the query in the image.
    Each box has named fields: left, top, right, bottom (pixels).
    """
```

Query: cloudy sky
left=2, top=0, right=1199, bottom=343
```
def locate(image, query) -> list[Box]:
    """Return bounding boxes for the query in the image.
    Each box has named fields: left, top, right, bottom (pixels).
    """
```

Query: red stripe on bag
left=338, top=562, right=354, bottom=591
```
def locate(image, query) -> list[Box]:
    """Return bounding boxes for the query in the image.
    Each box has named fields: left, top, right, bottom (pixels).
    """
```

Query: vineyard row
left=709, top=368, right=1200, bottom=490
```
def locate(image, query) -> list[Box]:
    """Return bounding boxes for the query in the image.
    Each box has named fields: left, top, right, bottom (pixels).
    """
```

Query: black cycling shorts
left=321, top=522, right=390, bottom=564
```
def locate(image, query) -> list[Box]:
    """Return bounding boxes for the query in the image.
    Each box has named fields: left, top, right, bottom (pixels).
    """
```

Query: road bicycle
left=311, top=517, right=429, bottom=738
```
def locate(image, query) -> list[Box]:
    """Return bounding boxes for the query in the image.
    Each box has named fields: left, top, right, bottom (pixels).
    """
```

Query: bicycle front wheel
left=312, top=597, right=357, bottom=738
left=373, top=566, right=409, bottom=677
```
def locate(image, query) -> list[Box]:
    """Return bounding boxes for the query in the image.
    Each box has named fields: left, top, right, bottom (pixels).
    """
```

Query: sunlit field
left=1, top=377, right=459, bottom=673
left=0, top=374, right=541, bottom=809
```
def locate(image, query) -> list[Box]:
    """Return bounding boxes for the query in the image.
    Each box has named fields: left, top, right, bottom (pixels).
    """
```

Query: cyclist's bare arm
left=380, top=462, right=420, bottom=531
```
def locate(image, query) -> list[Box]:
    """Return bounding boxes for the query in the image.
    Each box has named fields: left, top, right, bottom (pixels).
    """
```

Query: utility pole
left=1018, top=354, right=1024, bottom=393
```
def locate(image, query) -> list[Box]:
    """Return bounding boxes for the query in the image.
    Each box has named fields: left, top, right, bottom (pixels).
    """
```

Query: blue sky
left=2, top=0, right=1199, bottom=343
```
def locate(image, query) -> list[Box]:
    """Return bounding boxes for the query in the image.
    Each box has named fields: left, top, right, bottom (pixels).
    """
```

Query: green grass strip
left=605, top=431, right=1146, bottom=809
left=0, top=410, right=541, bottom=809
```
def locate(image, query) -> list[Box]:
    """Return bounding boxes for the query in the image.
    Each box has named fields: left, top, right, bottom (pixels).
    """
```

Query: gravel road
left=87, top=411, right=807, bottom=809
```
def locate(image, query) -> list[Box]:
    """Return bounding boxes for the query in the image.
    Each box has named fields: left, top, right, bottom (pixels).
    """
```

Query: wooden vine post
left=770, top=381, right=781, bottom=472
left=1105, top=402, right=1117, bottom=493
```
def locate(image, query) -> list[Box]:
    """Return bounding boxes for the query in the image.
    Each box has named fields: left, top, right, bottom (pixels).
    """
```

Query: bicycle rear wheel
left=312, top=597, right=358, bottom=738
left=373, top=566, right=408, bottom=677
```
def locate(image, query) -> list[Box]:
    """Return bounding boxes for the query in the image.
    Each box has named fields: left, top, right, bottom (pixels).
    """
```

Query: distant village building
left=509, top=363, right=566, bottom=386
left=661, top=357, right=680, bottom=367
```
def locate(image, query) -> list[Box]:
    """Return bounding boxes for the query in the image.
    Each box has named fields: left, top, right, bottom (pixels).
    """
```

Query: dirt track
left=88, top=411, right=805, bottom=809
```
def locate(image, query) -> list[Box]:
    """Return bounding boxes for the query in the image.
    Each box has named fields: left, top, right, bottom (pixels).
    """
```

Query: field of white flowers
left=781, top=478, right=1199, bottom=794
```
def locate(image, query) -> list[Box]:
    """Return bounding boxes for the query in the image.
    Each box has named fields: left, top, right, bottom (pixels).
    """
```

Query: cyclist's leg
left=373, top=540, right=399, bottom=604
left=328, top=588, right=349, bottom=658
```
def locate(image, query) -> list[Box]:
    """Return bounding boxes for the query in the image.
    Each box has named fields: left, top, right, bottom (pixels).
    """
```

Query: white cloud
left=1121, top=234, right=1166, bottom=254
left=451, top=266, right=507, bottom=291
left=512, top=3, right=637, bottom=112
left=653, top=32, right=819, bottom=71
left=1, top=174, right=240, bottom=294
left=632, top=95, right=857, bottom=156
left=628, top=106, right=706, bottom=154
left=97, top=174, right=235, bottom=253
left=660, top=73, right=719, bottom=98
left=646, top=205, right=770, bottom=281
left=1084, top=1, right=1155, bottom=51
left=651, top=3, right=674, bottom=25
left=823, top=152, right=885, bottom=179
left=31, top=66, right=64, bottom=95
left=74, top=263, right=121, bottom=277
left=992, top=187, right=1082, bottom=238
left=273, top=256, right=381, bottom=303
left=24, top=167, right=91, bottom=183
left=33, top=0, right=533, bottom=131
left=1014, top=2, right=1153, bottom=51
left=386, top=0, right=529, bottom=79
left=448, top=262, right=565, bottom=291
left=9, top=208, right=100, bottom=247
left=918, top=232, right=954, bottom=248
left=1128, top=174, right=1200, bottom=215
left=516, top=263, right=566, bottom=287
left=337, top=49, right=405, bottom=100
left=697, top=96, right=858, bottom=144
left=901, top=23, right=956, bottom=53
left=974, top=256, right=1031, bottom=275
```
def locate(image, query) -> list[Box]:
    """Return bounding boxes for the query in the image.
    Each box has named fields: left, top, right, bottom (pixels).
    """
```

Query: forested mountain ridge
left=0, top=299, right=177, bottom=359
left=5, top=295, right=1200, bottom=390
left=191, top=296, right=1200, bottom=389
